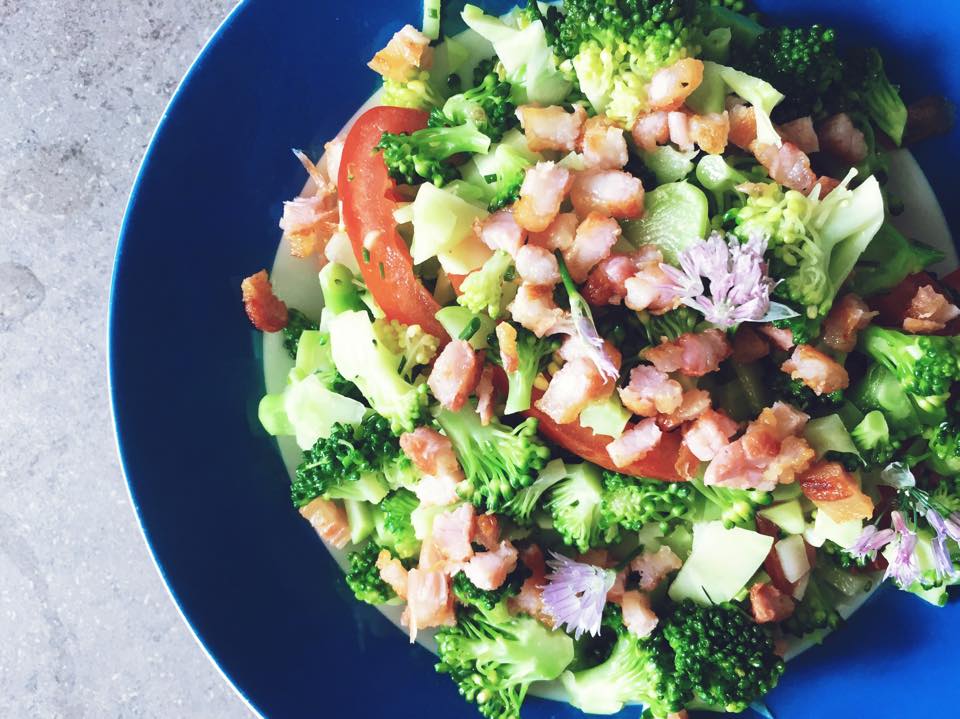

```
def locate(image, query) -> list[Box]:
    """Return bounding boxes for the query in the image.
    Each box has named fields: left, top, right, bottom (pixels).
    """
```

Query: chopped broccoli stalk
left=345, top=542, right=395, bottom=605
left=547, top=462, right=618, bottom=552
left=437, top=403, right=551, bottom=513
left=844, top=47, right=908, bottom=146
left=851, top=410, right=900, bottom=468
left=502, top=458, right=568, bottom=525
left=319, top=262, right=367, bottom=315
left=485, top=325, right=560, bottom=414
left=376, top=123, right=491, bottom=187
left=281, top=308, right=318, bottom=359
left=429, top=61, right=517, bottom=142
left=848, top=223, right=944, bottom=298
left=926, top=420, right=960, bottom=477
left=456, top=250, right=514, bottom=318
left=290, top=414, right=400, bottom=508
left=849, top=362, right=920, bottom=435
left=691, top=479, right=773, bottom=529
left=599, top=472, right=698, bottom=535
left=435, top=597, right=574, bottom=719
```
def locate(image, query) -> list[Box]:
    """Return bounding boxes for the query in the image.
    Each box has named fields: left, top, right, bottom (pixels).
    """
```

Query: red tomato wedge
left=338, top=106, right=448, bottom=339
left=338, top=105, right=681, bottom=480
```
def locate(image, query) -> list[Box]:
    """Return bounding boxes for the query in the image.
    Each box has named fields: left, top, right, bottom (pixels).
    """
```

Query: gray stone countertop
left=1, top=1, right=249, bottom=716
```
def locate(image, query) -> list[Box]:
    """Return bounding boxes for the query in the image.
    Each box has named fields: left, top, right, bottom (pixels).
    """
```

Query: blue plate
left=109, top=1, right=959, bottom=717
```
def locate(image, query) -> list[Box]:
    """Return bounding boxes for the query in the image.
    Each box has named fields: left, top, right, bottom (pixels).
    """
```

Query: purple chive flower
left=541, top=553, right=615, bottom=639
left=943, top=512, right=960, bottom=543
left=884, top=511, right=921, bottom=588
left=926, top=508, right=958, bottom=581
left=660, top=232, right=784, bottom=329
left=849, top=524, right=896, bottom=561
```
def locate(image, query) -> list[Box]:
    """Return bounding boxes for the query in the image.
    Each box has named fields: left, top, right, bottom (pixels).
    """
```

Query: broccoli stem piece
left=846, top=47, right=908, bottom=146
left=498, top=327, right=559, bottom=415
left=376, top=124, right=491, bottom=187
left=281, top=308, right=319, bottom=359
left=691, top=479, right=773, bottom=529
left=319, top=262, right=367, bottom=315
left=850, top=410, right=900, bottom=468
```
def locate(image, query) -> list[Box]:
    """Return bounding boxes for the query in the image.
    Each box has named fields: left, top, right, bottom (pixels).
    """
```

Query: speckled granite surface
left=0, top=1, right=249, bottom=716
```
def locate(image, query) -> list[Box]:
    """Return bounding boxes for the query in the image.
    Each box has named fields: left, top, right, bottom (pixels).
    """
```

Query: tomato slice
left=338, top=105, right=681, bottom=480
left=338, top=106, right=448, bottom=339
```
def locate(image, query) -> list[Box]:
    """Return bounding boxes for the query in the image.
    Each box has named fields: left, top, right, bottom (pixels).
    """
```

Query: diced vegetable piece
left=804, top=510, right=863, bottom=549
left=579, top=394, right=632, bottom=439
left=411, top=182, right=489, bottom=265
left=623, top=182, right=709, bottom=264
left=435, top=306, right=496, bottom=349
left=774, top=535, right=810, bottom=583
left=283, top=374, right=367, bottom=449
left=759, top=499, right=805, bottom=536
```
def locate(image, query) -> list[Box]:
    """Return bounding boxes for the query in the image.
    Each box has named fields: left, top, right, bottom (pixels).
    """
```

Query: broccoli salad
left=239, top=1, right=960, bottom=717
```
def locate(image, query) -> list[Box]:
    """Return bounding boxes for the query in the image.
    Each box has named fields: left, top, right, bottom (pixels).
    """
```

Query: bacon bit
left=299, top=497, right=350, bottom=548
left=777, top=116, right=820, bottom=154
left=583, top=254, right=638, bottom=306
left=473, top=513, right=501, bottom=551
left=754, top=401, right=811, bottom=441
left=822, top=293, right=878, bottom=351
left=400, top=427, right=463, bottom=480
left=758, top=323, right=796, bottom=351
left=509, top=544, right=553, bottom=626
left=368, top=24, right=433, bottom=82
left=577, top=548, right=613, bottom=567
left=732, top=325, right=771, bottom=363
left=557, top=335, right=623, bottom=371
left=668, top=712, right=690, bottom=719
left=750, top=582, right=795, bottom=623
left=763, top=435, right=816, bottom=486
left=642, top=329, right=732, bottom=377
left=620, top=590, right=659, bottom=638
left=535, top=357, right=612, bottom=424
left=419, top=536, right=446, bottom=572
left=781, top=344, right=850, bottom=396
left=403, top=568, right=455, bottom=641
left=814, top=176, right=841, bottom=197
left=323, top=137, right=345, bottom=187
left=476, top=364, right=496, bottom=426
left=477, top=209, right=527, bottom=257
left=659, top=388, right=713, bottom=431
left=799, top=460, right=875, bottom=523
left=624, top=261, right=682, bottom=315
left=607, top=418, right=663, bottom=468
left=902, top=284, right=960, bottom=334
left=618, top=365, right=683, bottom=417
left=631, top=111, right=670, bottom=151
left=648, top=58, right=704, bottom=111
left=667, top=111, right=693, bottom=151
left=564, top=212, right=622, bottom=283
left=428, top=339, right=483, bottom=412
left=517, top=104, right=587, bottom=153
left=818, top=113, right=868, bottom=166
left=241, top=270, right=288, bottom=332
left=683, top=409, right=738, bottom=462
left=528, top=212, right=579, bottom=252
left=463, top=540, right=519, bottom=590
left=581, top=115, right=629, bottom=169
left=432, top=504, right=476, bottom=563
left=377, top=549, right=409, bottom=599
left=752, top=141, right=817, bottom=194
left=728, top=100, right=758, bottom=149
left=515, top=244, right=561, bottom=286
left=508, top=282, right=565, bottom=337
left=570, top=169, right=645, bottom=220
left=606, top=569, right=627, bottom=603
left=631, top=546, right=682, bottom=591
left=280, top=193, right=339, bottom=259
left=514, top=162, right=574, bottom=233
left=675, top=442, right=701, bottom=480
left=689, top=111, right=730, bottom=155
left=495, top=322, right=520, bottom=373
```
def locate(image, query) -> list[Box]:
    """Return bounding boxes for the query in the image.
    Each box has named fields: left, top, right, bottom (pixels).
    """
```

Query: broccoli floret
left=782, top=571, right=843, bottom=638
left=543, top=0, right=702, bottom=124
left=501, top=459, right=568, bottom=524
left=772, top=373, right=844, bottom=416
left=737, top=24, right=842, bottom=122
left=373, top=488, right=421, bottom=559
left=851, top=410, right=901, bottom=468
left=771, top=308, right=821, bottom=346
left=848, top=223, right=944, bottom=298
left=662, top=600, right=784, bottom=713
left=841, top=47, right=908, bottom=146
left=328, top=309, right=427, bottom=432
left=435, top=599, right=575, bottom=719
left=638, top=306, right=701, bottom=345
left=547, top=463, right=619, bottom=552
left=291, top=414, right=400, bottom=507
left=281, top=308, right=318, bottom=359
left=691, top=479, right=773, bottom=529
left=345, top=542, right=395, bottom=605
left=485, top=144, right=535, bottom=213
left=926, top=419, right=960, bottom=477
left=375, top=123, right=491, bottom=187
left=487, top=325, right=560, bottom=414
left=452, top=568, right=526, bottom=611
left=849, top=362, right=921, bottom=435
left=319, top=262, right=368, bottom=315
left=382, top=72, right=443, bottom=112
left=562, top=606, right=689, bottom=717
left=437, top=403, right=551, bottom=513
left=372, top=318, right=440, bottom=379
left=457, top=250, right=514, bottom=318
left=859, top=326, right=960, bottom=413
left=429, top=63, right=517, bottom=142
left=599, top=472, right=698, bottom=535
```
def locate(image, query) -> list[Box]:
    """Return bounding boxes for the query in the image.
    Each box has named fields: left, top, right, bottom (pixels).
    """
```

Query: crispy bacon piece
left=432, top=504, right=476, bottom=563
left=473, top=513, right=501, bottom=551
left=777, top=116, right=819, bottom=154
left=463, top=540, right=519, bottom=590
left=477, top=209, right=527, bottom=257
left=564, top=212, right=622, bottom=283
left=689, top=111, right=730, bottom=155
left=618, top=365, right=683, bottom=417
left=682, top=409, right=738, bottom=462
left=299, top=497, right=350, bottom=548
left=642, top=329, right=732, bottom=377
left=583, top=253, right=638, bottom=306
left=822, top=293, right=877, bottom=351
left=403, top=568, right=455, bottom=641
left=509, top=544, right=553, bottom=626
left=620, top=590, right=659, bottom=638
left=280, top=193, right=339, bottom=258
left=428, top=339, right=483, bottom=412
left=527, top=212, right=579, bottom=252
left=667, top=111, right=693, bottom=151
left=647, top=58, right=704, bottom=111
left=241, top=270, right=288, bottom=332
left=400, top=427, right=463, bottom=480
left=495, top=322, right=519, bottom=373
left=570, top=169, right=645, bottom=219
left=515, top=244, right=561, bottom=286
left=581, top=115, right=629, bottom=169
left=536, top=357, right=611, bottom=425
left=799, top=460, right=875, bottom=523
left=659, top=388, right=712, bottom=431
left=476, top=364, right=496, bottom=426
left=818, top=113, right=868, bottom=166
left=377, top=549, right=409, bottom=599
left=607, top=418, right=663, bottom=468
left=728, top=101, right=758, bottom=149
left=750, top=582, right=796, bottom=623
left=758, top=323, right=796, bottom=351
left=752, top=141, right=817, bottom=194
left=902, top=284, right=960, bottom=334
left=508, top=282, right=565, bottom=337
left=368, top=24, right=433, bottom=82
left=630, top=546, right=682, bottom=591
left=514, top=162, right=574, bottom=233
left=781, top=344, right=850, bottom=396
left=732, top=325, right=771, bottom=363
left=517, top=104, right=587, bottom=153
left=631, top=111, right=670, bottom=152
left=624, top=262, right=681, bottom=315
